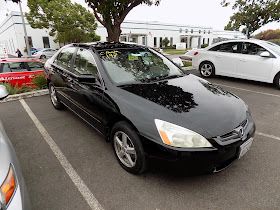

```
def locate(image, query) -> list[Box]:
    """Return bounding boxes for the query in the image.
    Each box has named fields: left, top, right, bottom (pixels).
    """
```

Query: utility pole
left=19, top=1, right=30, bottom=57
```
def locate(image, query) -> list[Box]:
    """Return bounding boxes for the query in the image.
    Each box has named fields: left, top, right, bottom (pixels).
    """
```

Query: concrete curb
left=0, top=89, right=49, bottom=103
left=182, top=66, right=195, bottom=71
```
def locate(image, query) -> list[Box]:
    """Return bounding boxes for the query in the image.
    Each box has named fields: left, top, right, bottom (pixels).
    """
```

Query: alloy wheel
left=201, top=63, right=213, bottom=77
left=113, top=131, right=137, bottom=168
left=50, top=85, right=58, bottom=106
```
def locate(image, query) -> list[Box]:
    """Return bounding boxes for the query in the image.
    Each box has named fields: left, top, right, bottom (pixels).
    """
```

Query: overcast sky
left=0, top=0, right=279, bottom=34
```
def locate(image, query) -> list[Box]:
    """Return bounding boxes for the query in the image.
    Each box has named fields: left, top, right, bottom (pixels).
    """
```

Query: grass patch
left=183, top=61, right=192, bottom=67
left=163, top=49, right=188, bottom=55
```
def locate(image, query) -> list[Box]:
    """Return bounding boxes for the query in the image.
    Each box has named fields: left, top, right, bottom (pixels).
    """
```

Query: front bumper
left=142, top=119, right=256, bottom=174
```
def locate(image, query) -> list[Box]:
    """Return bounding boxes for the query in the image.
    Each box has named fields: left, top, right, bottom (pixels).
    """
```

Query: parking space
left=1, top=72, right=280, bottom=209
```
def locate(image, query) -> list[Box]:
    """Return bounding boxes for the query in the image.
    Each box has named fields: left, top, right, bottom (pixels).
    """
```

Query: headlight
left=0, top=165, right=17, bottom=209
left=155, top=119, right=212, bottom=148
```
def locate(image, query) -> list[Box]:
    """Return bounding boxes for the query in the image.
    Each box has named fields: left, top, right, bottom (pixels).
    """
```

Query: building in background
left=0, top=11, right=245, bottom=57
left=0, top=11, right=59, bottom=57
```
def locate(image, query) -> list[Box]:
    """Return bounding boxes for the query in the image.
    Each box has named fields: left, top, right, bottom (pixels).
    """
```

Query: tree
left=162, top=38, right=169, bottom=48
left=221, top=0, right=280, bottom=38
left=26, top=0, right=100, bottom=44
left=254, top=29, right=280, bottom=40
left=85, top=0, right=160, bottom=42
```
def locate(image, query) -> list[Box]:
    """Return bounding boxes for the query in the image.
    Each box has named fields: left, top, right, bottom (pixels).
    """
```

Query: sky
left=0, top=0, right=279, bottom=34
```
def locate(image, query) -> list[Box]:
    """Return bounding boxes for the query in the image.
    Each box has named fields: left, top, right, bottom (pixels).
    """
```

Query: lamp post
left=18, top=0, right=30, bottom=57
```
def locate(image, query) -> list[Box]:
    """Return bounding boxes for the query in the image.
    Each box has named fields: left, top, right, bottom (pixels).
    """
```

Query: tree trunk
left=106, top=24, right=122, bottom=42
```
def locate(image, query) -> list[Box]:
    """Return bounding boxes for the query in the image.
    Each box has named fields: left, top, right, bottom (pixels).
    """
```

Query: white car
left=31, top=48, right=57, bottom=59
left=192, top=39, right=280, bottom=89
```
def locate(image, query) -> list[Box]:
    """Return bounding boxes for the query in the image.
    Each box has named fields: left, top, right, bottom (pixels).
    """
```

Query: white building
left=0, top=11, right=60, bottom=57
left=96, top=20, right=214, bottom=49
left=0, top=11, right=245, bottom=57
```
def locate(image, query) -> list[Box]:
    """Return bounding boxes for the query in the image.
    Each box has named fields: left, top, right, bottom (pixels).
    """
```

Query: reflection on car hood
left=121, top=74, right=247, bottom=137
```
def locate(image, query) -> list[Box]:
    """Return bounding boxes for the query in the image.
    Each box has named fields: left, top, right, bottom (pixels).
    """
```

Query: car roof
left=0, top=58, right=43, bottom=63
left=67, top=42, right=150, bottom=51
left=208, top=39, right=268, bottom=48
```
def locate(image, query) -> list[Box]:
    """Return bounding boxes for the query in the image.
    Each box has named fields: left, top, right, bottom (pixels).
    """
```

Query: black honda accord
left=45, top=42, right=255, bottom=174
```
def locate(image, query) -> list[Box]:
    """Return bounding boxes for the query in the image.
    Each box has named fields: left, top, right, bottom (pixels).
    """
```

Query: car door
left=66, top=47, right=106, bottom=133
left=208, top=42, right=241, bottom=76
left=235, top=42, right=274, bottom=82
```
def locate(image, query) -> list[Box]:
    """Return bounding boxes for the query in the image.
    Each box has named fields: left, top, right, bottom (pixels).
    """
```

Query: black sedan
left=45, top=42, right=255, bottom=174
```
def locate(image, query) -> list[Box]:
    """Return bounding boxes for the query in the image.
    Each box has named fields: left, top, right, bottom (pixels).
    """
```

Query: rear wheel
left=49, top=83, right=64, bottom=110
left=111, top=121, right=146, bottom=174
left=199, top=62, right=215, bottom=78
left=274, top=73, right=280, bottom=89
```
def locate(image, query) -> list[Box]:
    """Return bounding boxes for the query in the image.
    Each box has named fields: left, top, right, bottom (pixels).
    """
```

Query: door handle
left=239, top=59, right=246, bottom=62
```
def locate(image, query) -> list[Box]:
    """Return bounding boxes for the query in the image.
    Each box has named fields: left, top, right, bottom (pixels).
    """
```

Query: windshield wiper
left=153, top=74, right=183, bottom=81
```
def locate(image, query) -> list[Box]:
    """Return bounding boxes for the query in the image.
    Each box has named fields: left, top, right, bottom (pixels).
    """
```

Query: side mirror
left=78, top=75, right=96, bottom=84
left=260, top=51, right=270, bottom=57
left=0, top=85, right=9, bottom=100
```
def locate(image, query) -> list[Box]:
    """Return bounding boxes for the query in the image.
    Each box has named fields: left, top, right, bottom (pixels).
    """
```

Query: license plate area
left=238, top=137, right=253, bottom=159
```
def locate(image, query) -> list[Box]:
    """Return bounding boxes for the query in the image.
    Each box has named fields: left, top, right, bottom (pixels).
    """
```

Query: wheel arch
left=273, top=71, right=280, bottom=84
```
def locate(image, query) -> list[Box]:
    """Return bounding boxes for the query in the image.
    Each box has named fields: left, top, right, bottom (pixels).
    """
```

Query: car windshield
left=262, top=41, right=280, bottom=56
left=98, top=48, right=184, bottom=85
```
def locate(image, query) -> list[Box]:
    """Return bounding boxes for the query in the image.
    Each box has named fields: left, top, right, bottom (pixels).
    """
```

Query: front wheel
left=49, top=83, right=64, bottom=110
left=40, top=55, right=46, bottom=59
left=274, top=73, right=280, bottom=90
left=111, top=121, right=147, bottom=174
left=199, top=62, right=215, bottom=78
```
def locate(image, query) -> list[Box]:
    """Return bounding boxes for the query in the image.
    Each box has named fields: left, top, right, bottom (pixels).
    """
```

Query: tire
left=274, top=73, right=280, bottom=90
left=40, top=55, right=46, bottom=59
left=111, top=121, right=146, bottom=174
left=49, top=83, right=64, bottom=110
left=199, top=62, right=215, bottom=78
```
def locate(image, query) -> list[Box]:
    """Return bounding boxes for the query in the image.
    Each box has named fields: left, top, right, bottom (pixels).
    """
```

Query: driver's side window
left=74, top=48, right=98, bottom=78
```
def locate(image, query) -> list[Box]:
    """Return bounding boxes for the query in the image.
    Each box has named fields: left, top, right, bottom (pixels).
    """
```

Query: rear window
left=209, top=42, right=241, bottom=53
left=27, top=62, right=45, bottom=71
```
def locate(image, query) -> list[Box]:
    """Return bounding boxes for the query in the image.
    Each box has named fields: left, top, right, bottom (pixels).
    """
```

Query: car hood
left=119, top=74, right=247, bottom=138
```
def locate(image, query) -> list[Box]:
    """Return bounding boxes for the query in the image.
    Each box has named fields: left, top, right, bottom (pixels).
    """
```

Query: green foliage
left=86, top=0, right=160, bottom=41
left=201, top=44, right=209, bottom=48
left=254, top=29, right=280, bottom=40
left=268, top=39, right=280, bottom=45
left=0, top=82, right=34, bottom=95
left=26, top=0, right=100, bottom=44
left=183, top=61, right=192, bottom=67
left=32, top=74, right=47, bottom=89
left=162, top=38, right=170, bottom=48
left=221, top=0, right=280, bottom=38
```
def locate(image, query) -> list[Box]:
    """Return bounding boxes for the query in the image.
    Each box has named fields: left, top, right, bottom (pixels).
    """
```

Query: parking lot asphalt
left=1, top=71, right=280, bottom=209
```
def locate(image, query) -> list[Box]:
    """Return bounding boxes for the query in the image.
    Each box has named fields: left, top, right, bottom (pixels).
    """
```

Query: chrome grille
left=219, top=119, right=248, bottom=142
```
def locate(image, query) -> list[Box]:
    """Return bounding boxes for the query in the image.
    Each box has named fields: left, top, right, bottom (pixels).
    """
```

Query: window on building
left=208, top=38, right=210, bottom=44
left=160, top=37, right=163, bottom=48
left=203, top=38, right=205, bottom=44
left=199, top=30, right=201, bottom=34
left=208, top=30, right=211, bottom=34
left=170, top=37, right=173, bottom=47
left=28, top=36, right=33, bottom=47
left=179, top=28, right=182, bottom=33
left=42, top=37, right=50, bottom=48
left=191, top=29, right=193, bottom=33
left=142, top=36, right=145, bottom=45
left=181, top=38, right=185, bottom=43
left=154, top=37, right=157, bottom=47
left=185, top=29, right=188, bottom=33
left=204, top=30, right=206, bottom=34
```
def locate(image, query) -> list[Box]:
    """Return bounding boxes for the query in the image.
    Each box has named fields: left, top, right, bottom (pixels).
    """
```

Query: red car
left=0, top=58, right=46, bottom=88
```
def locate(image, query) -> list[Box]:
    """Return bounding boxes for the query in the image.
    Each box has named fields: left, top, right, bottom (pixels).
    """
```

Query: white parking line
left=19, top=99, right=103, bottom=210
left=215, top=83, right=280, bottom=98
left=256, top=132, right=280, bottom=141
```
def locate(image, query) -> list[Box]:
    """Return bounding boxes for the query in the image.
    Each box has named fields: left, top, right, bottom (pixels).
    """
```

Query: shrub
left=268, top=39, right=280, bottom=46
left=32, top=74, right=47, bottom=89
left=201, top=44, right=209, bottom=48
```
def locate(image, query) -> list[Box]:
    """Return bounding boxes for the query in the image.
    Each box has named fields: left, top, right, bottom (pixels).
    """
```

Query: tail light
left=194, top=52, right=198, bottom=56
left=179, top=57, right=182, bottom=59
